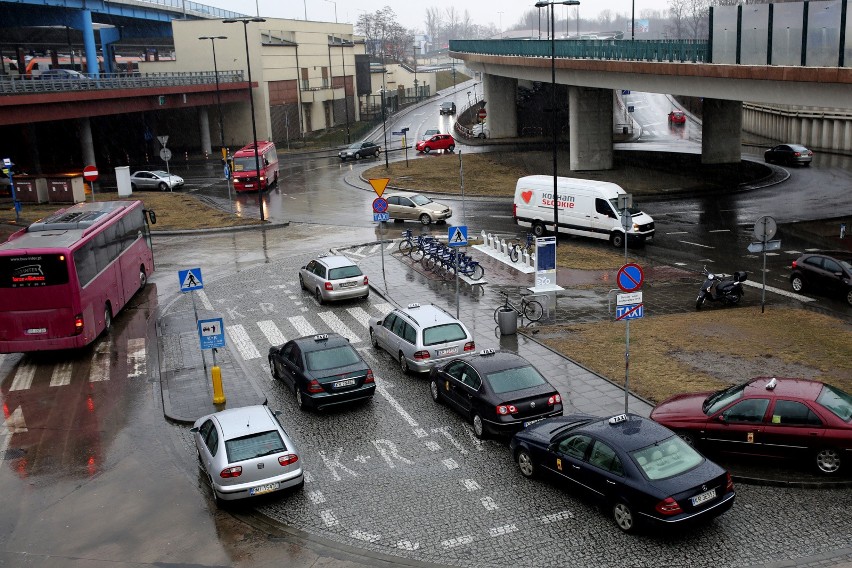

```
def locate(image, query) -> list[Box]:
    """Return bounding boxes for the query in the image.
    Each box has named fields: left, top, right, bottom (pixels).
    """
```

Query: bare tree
left=424, top=7, right=443, bottom=45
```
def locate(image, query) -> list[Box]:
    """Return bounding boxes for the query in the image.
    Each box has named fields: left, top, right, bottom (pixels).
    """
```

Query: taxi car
left=268, top=333, right=375, bottom=411
left=510, top=413, right=735, bottom=533
left=429, top=349, right=563, bottom=439
left=651, top=377, right=852, bottom=475
left=415, top=134, right=455, bottom=154
left=370, top=303, right=474, bottom=374
left=668, top=110, right=687, bottom=124
left=191, top=404, right=303, bottom=505
left=299, top=254, right=369, bottom=304
left=386, top=192, right=452, bottom=225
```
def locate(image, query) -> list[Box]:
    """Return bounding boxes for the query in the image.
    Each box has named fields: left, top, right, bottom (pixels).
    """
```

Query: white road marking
left=307, top=490, right=326, bottom=504
left=353, top=247, right=365, bottom=255
left=442, top=458, right=459, bottom=470
left=674, top=262, right=687, bottom=266
left=347, top=251, right=365, bottom=258
left=89, top=339, right=112, bottom=382
left=742, top=280, right=815, bottom=301
left=461, top=479, right=481, bottom=492
left=320, top=510, right=339, bottom=527
left=425, top=440, right=441, bottom=451
left=785, top=250, right=802, bottom=255
left=197, top=289, right=214, bottom=311
left=489, top=524, right=518, bottom=537
left=373, top=302, right=394, bottom=315
left=368, top=244, right=380, bottom=254
left=489, top=215, right=514, bottom=219
left=678, top=240, right=714, bottom=249
left=350, top=530, right=381, bottom=543
left=480, top=496, right=499, bottom=511
left=541, top=511, right=574, bottom=523
left=226, top=325, right=261, bottom=359
left=49, top=361, right=74, bottom=387
left=127, top=338, right=147, bottom=379
left=375, top=383, right=419, bottom=427
left=386, top=242, right=395, bottom=250
left=318, top=311, right=360, bottom=343
left=347, top=307, right=372, bottom=328
left=708, top=229, right=730, bottom=233
left=257, top=320, right=287, bottom=346
left=442, top=535, right=474, bottom=548
left=10, top=362, right=37, bottom=391
left=397, top=541, right=420, bottom=551
left=666, top=231, right=688, bottom=235
left=288, top=316, right=317, bottom=337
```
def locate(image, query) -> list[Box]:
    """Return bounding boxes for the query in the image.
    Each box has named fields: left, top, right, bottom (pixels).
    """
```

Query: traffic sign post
left=615, top=262, right=644, bottom=415
left=3, top=158, right=20, bottom=222
left=178, top=267, right=208, bottom=378
left=617, top=263, right=644, bottom=292
left=83, top=165, right=98, bottom=202
left=368, top=180, right=391, bottom=293
left=198, top=317, right=226, bottom=404
left=158, top=135, right=173, bottom=191
left=448, top=225, right=468, bottom=319
left=477, top=108, right=487, bottom=123
left=753, top=215, right=778, bottom=314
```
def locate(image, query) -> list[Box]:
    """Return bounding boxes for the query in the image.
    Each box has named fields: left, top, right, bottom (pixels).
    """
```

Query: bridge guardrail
left=0, top=71, right=245, bottom=95
left=449, top=39, right=710, bottom=64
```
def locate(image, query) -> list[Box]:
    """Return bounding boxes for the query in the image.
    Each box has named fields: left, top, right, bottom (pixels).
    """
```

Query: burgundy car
left=668, top=110, right=686, bottom=124
left=650, top=377, right=852, bottom=475
left=415, top=134, right=455, bottom=154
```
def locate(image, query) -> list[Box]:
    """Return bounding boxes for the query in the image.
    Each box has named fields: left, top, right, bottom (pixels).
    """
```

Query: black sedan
left=764, top=143, right=813, bottom=166
left=509, top=413, right=735, bottom=534
left=429, top=349, right=563, bottom=439
left=338, top=141, right=381, bottom=161
left=268, top=333, right=375, bottom=411
left=790, top=252, right=852, bottom=306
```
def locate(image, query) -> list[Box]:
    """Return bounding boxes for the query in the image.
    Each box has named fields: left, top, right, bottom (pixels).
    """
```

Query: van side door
left=591, top=198, right=618, bottom=237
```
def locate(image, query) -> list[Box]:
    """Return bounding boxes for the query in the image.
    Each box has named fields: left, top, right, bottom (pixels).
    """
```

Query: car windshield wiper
left=256, top=448, right=285, bottom=458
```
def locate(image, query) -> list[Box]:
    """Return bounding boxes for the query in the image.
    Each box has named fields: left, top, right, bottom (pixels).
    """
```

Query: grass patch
left=533, top=307, right=852, bottom=405
left=436, top=70, right=471, bottom=91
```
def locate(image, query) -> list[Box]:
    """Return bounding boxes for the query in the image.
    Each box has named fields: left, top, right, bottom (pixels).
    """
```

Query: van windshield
left=608, top=198, right=642, bottom=216
left=233, top=157, right=260, bottom=172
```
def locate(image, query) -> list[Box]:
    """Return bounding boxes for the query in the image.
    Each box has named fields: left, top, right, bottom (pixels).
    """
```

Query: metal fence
left=0, top=71, right=245, bottom=95
left=449, top=39, right=711, bottom=63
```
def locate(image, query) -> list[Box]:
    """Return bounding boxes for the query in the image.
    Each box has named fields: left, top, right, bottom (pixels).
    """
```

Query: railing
left=449, top=39, right=711, bottom=63
left=105, top=0, right=245, bottom=19
left=0, top=71, right=245, bottom=95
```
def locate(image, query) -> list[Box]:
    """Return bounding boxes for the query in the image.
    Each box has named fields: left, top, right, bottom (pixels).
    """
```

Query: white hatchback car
left=299, top=254, right=369, bottom=304
left=191, top=405, right=304, bottom=505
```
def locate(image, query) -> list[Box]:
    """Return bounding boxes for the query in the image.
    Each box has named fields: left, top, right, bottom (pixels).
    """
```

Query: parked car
left=472, top=123, right=490, bottom=139
left=369, top=303, right=475, bottom=374
left=129, top=170, right=184, bottom=191
left=650, top=377, right=852, bottom=475
left=36, top=69, right=86, bottom=80
left=439, top=101, right=456, bottom=115
left=668, top=110, right=686, bottom=124
left=191, top=405, right=304, bottom=505
left=764, top=144, right=813, bottom=166
left=415, top=134, right=455, bottom=154
left=385, top=192, right=452, bottom=225
left=421, top=128, right=441, bottom=141
left=268, top=333, right=376, bottom=411
left=429, top=349, right=563, bottom=439
left=338, top=141, right=381, bottom=161
left=790, top=252, right=852, bottom=306
left=510, top=413, right=735, bottom=533
left=299, top=254, right=369, bottom=304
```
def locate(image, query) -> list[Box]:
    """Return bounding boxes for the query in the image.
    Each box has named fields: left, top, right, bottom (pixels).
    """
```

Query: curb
left=152, top=220, right=289, bottom=236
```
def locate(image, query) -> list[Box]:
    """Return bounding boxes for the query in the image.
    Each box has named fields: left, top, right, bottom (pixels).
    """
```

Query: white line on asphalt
left=489, top=215, right=514, bottom=219
left=197, top=289, right=214, bottom=311
left=442, top=458, right=459, bottom=470
left=347, top=251, right=365, bottom=258
left=540, top=511, right=574, bottom=524
left=289, top=315, right=317, bottom=337
left=350, top=530, right=382, bottom=543
left=386, top=242, right=395, bottom=250
left=368, top=244, right=380, bottom=254
left=347, top=307, right=372, bottom=328
left=307, top=490, right=326, bottom=504
left=257, top=320, right=287, bottom=345
left=226, top=325, right=261, bottom=359
left=461, top=479, right=481, bottom=491
left=373, top=302, right=394, bottom=315
left=441, top=535, right=474, bottom=548
left=10, top=362, right=37, bottom=391
left=742, top=280, right=815, bottom=301
left=318, top=311, right=360, bottom=343
left=785, top=250, right=802, bottom=255
left=50, top=361, right=74, bottom=387
left=678, top=240, right=714, bottom=249
left=375, top=383, right=418, bottom=427
left=319, top=510, right=339, bottom=527
left=480, top=496, right=499, bottom=511
left=89, top=339, right=112, bottom=382
left=127, top=338, right=147, bottom=379
left=805, top=248, right=821, bottom=252
left=674, top=262, right=687, bottom=266
left=353, top=247, right=365, bottom=255
left=708, top=229, right=730, bottom=233
left=666, top=231, right=688, bottom=235
left=489, top=524, right=518, bottom=537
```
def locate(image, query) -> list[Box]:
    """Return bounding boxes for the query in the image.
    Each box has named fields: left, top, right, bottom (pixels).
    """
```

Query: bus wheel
left=139, top=266, right=147, bottom=290
left=104, top=304, right=112, bottom=332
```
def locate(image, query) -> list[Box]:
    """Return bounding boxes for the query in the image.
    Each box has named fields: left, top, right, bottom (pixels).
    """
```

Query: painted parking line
left=742, top=280, right=815, bottom=302
left=708, top=229, right=730, bottom=233
left=226, top=325, right=262, bottom=359
left=375, top=383, right=419, bottom=427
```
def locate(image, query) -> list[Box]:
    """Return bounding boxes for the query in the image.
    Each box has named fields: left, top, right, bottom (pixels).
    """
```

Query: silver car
left=299, top=255, right=369, bottom=304
left=191, top=405, right=304, bottom=505
left=130, top=170, right=185, bottom=191
left=369, top=303, right=475, bottom=374
left=386, top=192, right=452, bottom=225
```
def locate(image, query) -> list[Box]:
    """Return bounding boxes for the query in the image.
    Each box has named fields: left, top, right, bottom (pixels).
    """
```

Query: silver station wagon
left=191, top=405, right=304, bottom=505
left=299, top=254, right=369, bottom=304
left=369, top=303, right=475, bottom=374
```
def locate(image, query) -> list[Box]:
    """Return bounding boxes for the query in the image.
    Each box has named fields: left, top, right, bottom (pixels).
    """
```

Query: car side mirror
left=717, top=414, right=727, bottom=423
left=272, top=410, right=283, bottom=417
left=301, top=265, right=306, bottom=270
left=377, top=319, right=383, bottom=326
left=190, top=427, right=199, bottom=433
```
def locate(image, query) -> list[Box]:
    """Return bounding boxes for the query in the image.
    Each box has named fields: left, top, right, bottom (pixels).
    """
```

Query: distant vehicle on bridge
left=4, top=54, right=173, bottom=77
left=0, top=200, right=155, bottom=353
left=232, top=141, right=279, bottom=192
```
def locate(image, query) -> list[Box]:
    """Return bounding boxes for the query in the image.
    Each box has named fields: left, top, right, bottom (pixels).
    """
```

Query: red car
left=650, top=377, right=852, bottom=475
left=668, top=110, right=686, bottom=124
left=415, top=134, right=455, bottom=154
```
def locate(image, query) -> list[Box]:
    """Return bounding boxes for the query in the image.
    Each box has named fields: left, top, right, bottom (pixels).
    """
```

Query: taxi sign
left=314, top=334, right=329, bottom=341
left=479, top=348, right=496, bottom=356
left=608, top=413, right=629, bottom=425
left=407, top=303, right=421, bottom=309
left=198, top=317, right=225, bottom=350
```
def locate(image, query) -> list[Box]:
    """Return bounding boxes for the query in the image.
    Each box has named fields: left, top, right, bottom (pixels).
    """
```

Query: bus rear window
left=0, top=254, right=69, bottom=288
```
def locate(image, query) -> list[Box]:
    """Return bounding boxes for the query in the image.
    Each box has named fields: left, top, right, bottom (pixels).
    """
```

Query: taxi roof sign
left=368, top=178, right=390, bottom=198
left=608, top=413, right=629, bottom=425
left=479, top=348, right=496, bottom=356
left=314, top=334, right=329, bottom=341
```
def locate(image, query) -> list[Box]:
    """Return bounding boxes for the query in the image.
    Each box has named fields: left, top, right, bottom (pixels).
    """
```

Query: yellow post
left=211, top=365, right=226, bottom=404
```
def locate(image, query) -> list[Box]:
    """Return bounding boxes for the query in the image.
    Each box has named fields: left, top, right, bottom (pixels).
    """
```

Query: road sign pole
left=380, top=221, right=387, bottom=293
left=191, top=291, right=208, bottom=376
left=625, top=317, right=630, bottom=414
left=455, top=247, right=460, bottom=319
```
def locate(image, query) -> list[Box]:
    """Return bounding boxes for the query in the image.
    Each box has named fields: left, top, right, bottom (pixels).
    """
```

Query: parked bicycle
left=398, top=231, right=435, bottom=262
left=509, top=233, right=535, bottom=263
left=493, top=290, right=543, bottom=323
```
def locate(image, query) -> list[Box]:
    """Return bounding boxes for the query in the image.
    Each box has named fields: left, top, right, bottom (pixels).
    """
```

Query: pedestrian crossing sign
left=448, top=225, right=468, bottom=247
left=179, top=268, right=204, bottom=292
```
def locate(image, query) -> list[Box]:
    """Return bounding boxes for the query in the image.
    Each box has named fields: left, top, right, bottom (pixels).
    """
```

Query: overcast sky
left=205, top=0, right=670, bottom=34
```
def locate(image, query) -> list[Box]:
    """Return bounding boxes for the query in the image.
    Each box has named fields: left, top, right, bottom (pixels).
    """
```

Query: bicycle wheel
left=523, top=300, right=543, bottom=322
left=509, top=245, right=519, bottom=263
left=423, top=255, right=437, bottom=271
left=398, top=240, right=413, bottom=255
left=410, top=246, right=425, bottom=262
left=469, top=263, right=484, bottom=281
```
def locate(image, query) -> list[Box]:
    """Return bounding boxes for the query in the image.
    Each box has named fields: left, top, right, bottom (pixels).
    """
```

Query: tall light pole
left=224, top=17, right=267, bottom=222
left=337, top=42, right=352, bottom=143
left=199, top=36, right=228, bottom=163
left=323, top=0, right=337, bottom=23
left=412, top=44, right=418, bottom=101
left=534, top=0, right=579, bottom=245
left=498, top=12, right=504, bottom=38
left=380, top=31, right=389, bottom=169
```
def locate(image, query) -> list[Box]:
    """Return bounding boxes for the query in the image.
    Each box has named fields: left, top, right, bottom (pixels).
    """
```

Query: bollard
left=211, top=365, right=226, bottom=404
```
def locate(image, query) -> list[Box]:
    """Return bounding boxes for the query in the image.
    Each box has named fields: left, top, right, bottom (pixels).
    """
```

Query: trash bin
left=497, top=308, right=518, bottom=335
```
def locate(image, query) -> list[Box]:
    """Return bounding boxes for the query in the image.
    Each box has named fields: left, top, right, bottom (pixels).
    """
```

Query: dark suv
left=790, top=252, right=852, bottom=306
left=439, top=102, right=456, bottom=115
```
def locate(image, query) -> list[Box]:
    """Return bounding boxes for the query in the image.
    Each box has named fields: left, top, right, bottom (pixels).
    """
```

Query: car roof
left=212, top=405, right=276, bottom=438
left=577, top=413, right=676, bottom=452
left=291, top=332, right=351, bottom=352
left=385, top=192, right=421, bottom=198
left=441, top=102, right=454, bottom=106
left=746, top=377, right=825, bottom=400
left=315, top=255, right=357, bottom=269
left=394, top=303, right=459, bottom=327
left=469, top=351, right=533, bottom=373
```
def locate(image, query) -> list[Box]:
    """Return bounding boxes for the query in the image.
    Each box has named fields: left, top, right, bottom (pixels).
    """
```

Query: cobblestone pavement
left=160, top=240, right=852, bottom=568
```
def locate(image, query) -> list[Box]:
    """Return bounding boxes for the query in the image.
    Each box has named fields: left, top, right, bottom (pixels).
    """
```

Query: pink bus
left=0, top=200, right=156, bottom=353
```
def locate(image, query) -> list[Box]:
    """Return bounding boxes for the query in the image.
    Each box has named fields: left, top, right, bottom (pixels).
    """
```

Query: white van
left=513, top=175, right=655, bottom=247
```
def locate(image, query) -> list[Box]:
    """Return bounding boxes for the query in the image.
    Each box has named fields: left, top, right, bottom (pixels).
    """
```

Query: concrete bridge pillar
left=701, top=99, right=742, bottom=164
left=199, top=108, right=212, bottom=156
left=569, top=86, right=613, bottom=171
left=77, top=118, right=96, bottom=167
left=481, top=73, right=517, bottom=138
left=70, top=9, right=99, bottom=76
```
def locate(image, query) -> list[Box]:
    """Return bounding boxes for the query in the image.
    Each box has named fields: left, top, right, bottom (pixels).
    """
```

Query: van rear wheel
left=532, top=222, right=546, bottom=238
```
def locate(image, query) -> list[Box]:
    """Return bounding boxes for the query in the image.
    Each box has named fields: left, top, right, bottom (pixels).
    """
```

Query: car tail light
left=365, top=369, right=375, bottom=384
left=278, top=454, right=299, bottom=466
left=73, top=314, right=84, bottom=335
left=220, top=466, right=242, bottom=478
left=655, top=497, right=682, bottom=515
left=496, top=404, right=518, bottom=415
left=808, top=151, right=813, bottom=156
left=513, top=203, right=517, bottom=219
left=413, top=350, right=430, bottom=360
left=791, top=260, right=798, bottom=269
left=363, top=276, right=369, bottom=285
left=324, top=282, right=334, bottom=291
left=463, top=341, right=475, bottom=352
left=793, top=152, right=801, bottom=157
left=307, top=379, right=324, bottom=393
left=725, top=472, right=734, bottom=492
left=548, top=394, right=562, bottom=405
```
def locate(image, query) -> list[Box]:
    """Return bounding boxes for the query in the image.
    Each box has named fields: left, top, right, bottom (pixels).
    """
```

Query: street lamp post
left=224, top=17, right=267, bottom=222
left=498, top=12, right=504, bottom=38
left=323, top=0, right=337, bottom=23
left=412, top=44, right=418, bottom=101
left=336, top=42, right=352, bottom=144
left=198, top=36, right=228, bottom=162
left=380, top=33, right=389, bottom=169
left=534, top=0, right=580, bottom=245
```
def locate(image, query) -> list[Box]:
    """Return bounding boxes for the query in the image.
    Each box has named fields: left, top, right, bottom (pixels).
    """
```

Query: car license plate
left=691, top=488, right=717, bottom=506
left=250, top=482, right=279, bottom=496
left=523, top=418, right=544, bottom=428
left=340, top=281, right=357, bottom=288
left=245, top=183, right=254, bottom=188
left=334, top=378, right=356, bottom=388
left=26, top=328, right=47, bottom=334
left=436, top=346, right=458, bottom=356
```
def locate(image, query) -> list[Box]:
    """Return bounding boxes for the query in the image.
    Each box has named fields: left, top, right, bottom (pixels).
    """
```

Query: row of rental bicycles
left=397, top=230, right=485, bottom=281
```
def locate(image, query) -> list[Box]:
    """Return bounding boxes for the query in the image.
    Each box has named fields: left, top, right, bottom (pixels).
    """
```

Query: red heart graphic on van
left=521, top=190, right=533, bottom=203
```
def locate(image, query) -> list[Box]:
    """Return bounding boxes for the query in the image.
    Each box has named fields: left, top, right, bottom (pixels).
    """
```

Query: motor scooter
left=695, top=266, right=747, bottom=310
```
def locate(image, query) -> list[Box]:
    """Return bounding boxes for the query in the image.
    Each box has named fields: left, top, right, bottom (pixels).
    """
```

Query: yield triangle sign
left=157, top=135, right=169, bottom=147
left=368, top=178, right=390, bottom=197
